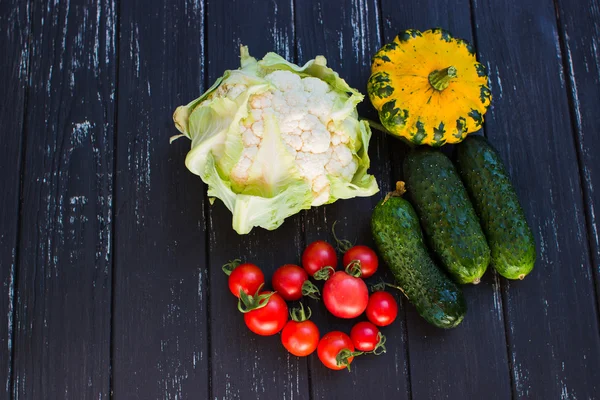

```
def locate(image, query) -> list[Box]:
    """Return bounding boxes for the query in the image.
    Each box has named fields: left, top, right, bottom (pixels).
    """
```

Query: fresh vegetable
left=317, top=331, right=358, bottom=371
left=272, top=264, right=320, bottom=301
left=281, top=304, right=320, bottom=357
left=342, top=245, right=378, bottom=278
left=172, top=46, right=379, bottom=234
left=368, top=28, right=491, bottom=146
left=243, top=292, right=288, bottom=336
left=403, top=148, right=490, bottom=284
left=371, top=182, right=467, bottom=328
left=223, top=261, right=265, bottom=298
left=455, top=135, right=536, bottom=280
left=350, top=321, right=386, bottom=354
left=366, top=291, right=398, bottom=327
left=302, top=240, right=338, bottom=279
left=323, top=266, right=369, bottom=319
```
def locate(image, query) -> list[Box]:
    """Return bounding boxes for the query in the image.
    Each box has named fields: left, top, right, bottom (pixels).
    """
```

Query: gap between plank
left=289, top=0, right=313, bottom=396
left=551, top=0, right=600, bottom=334
left=466, top=2, right=516, bottom=399
left=202, top=1, right=213, bottom=398
left=109, top=0, right=122, bottom=398
left=375, top=0, right=414, bottom=397
left=9, top=0, right=33, bottom=398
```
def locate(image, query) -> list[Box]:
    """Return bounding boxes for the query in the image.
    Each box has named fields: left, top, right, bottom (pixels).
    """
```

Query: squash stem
left=428, top=66, right=457, bottom=91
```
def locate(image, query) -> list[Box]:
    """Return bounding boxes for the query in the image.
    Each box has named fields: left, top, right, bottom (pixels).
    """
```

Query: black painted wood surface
left=471, top=0, right=600, bottom=398
left=112, top=1, right=209, bottom=399
left=0, top=1, right=29, bottom=398
left=1, top=0, right=599, bottom=399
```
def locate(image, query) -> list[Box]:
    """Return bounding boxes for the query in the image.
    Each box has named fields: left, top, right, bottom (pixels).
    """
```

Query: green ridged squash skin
left=403, top=148, right=491, bottom=284
left=455, top=135, right=536, bottom=280
left=371, top=195, right=466, bottom=329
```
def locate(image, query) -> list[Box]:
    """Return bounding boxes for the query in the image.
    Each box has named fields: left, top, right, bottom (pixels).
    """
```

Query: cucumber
left=403, top=148, right=490, bottom=284
left=371, top=183, right=466, bottom=328
left=455, top=135, right=536, bottom=280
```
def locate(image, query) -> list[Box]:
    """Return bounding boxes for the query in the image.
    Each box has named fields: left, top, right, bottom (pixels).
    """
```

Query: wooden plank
left=471, top=0, right=600, bottom=397
left=0, top=0, right=29, bottom=397
left=295, top=1, right=411, bottom=398
left=377, top=1, right=513, bottom=399
left=555, top=0, right=600, bottom=312
left=112, top=0, right=209, bottom=398
left=203, top=1, right=310, bottom=399
left=11, top=0, right=116, bottom=398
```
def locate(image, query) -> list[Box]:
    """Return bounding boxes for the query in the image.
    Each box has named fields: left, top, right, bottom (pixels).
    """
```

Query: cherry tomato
left=272, top=264, right=309, bottom=301
left=244, top=292, right=288, bottom=336
left=302, top=240, right=338, bottom=278
left=228, top=263, right=264, bottom=298
left=343, top=245, right=378, bottom=278
left=323, top=271, right=369, bottom=319
left=317, top=331, right=356, bottom=371
left=281, top=319, right=320, bottom=356
left=366, top=291, right=398, bottom=327
left=350, top=321, right=381, bottom=352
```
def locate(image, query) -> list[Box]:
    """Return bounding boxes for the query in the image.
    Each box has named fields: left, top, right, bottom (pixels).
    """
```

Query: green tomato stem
left=331, top=220, right=354, bottom=253
left=301, top=280, right=321, bottom=301
left=290, top=303, right=312, bottom=322
left=221, top=259, right=241, bottom=276
left=372, top=333, right=387, bottom=356
left=237, top=284, right=273, bottom=313
left=345, top=260, right=363, bottom=278
left=313, top=266, right=336, bottom=281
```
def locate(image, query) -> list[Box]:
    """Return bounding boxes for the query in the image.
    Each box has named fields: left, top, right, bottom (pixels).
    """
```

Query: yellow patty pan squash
left=368, top=28, right=491, bottom=146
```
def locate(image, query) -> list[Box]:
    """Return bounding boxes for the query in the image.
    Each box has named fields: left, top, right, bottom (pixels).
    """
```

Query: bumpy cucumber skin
left=371, top=196, right=466, bottom=328
left=404, top=148, right=491, bottom=284
left=456, top=135, right=536, bottom=280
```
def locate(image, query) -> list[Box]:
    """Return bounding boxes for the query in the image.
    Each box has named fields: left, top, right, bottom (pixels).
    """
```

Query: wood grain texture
left=203, top=1, right=310, bottom=399
left=471, top=0, right=600, bottom=397
left=0, top=0, right=29, bottom=398
left=555, top=0, right=600, bottom=311
left=112, top=0, right=209, bottom=399
left=11, top=0, right=116, bottom=398
left=295, top=1, right=410, bottom=398
left=377, top=2, right=514, bottom=399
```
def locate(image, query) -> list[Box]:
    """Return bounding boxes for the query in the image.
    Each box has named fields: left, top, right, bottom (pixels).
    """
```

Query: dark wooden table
left=2, top=0, right=599, bottom=398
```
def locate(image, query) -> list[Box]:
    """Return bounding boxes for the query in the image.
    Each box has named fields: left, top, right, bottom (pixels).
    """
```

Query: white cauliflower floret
left=227, top=70, right=359, bottom=204
left=266, top=70, right=302, bottom=91
left=173, top=47, right=379, bottom=234
left=215, top=83, right=248, bottom=100
left=302, top=77, right=330, bottom=95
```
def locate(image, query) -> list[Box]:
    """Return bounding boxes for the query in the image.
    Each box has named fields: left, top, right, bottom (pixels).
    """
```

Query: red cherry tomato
left=244, top=292, right=288, bottom=336
left=343, top=245, right=378, bottom=278
left=302, top=240, right=338, bottom=278
left=317, top=331, right=356, bottom=370
left=272, top=264, right=309, bottom=301
left=228, top=263, right=264, bottom=298
left=323, top=271, right=369, bottom=319
left=281, top=319, right=320, bottom=356
left=350, top=321, right=381, bottom=352
left=366, top=291, right=398, bottom=327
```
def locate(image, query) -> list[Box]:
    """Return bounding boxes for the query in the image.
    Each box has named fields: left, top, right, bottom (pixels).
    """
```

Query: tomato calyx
left=301, top=280, right=321, bottom=300
left=222, top=259, right=241, bottom=276
left=290, top=302, right=312, bottom=322
left=335, top=348, right=363, bottom=371
left=344, top=260, right=362, bottom=278
left=371, top=280, right=406, bottom=298
left=238, top=284, right=275, bottom=313
left=371, top=332, right=387, bottom=356
left=313, top=266, right=336, bottom=281
left=331, top=220, right=354, bottom=253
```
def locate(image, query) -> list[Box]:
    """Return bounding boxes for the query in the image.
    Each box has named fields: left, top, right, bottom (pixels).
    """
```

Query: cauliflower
left=173, top=46, right=378, bottom=234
